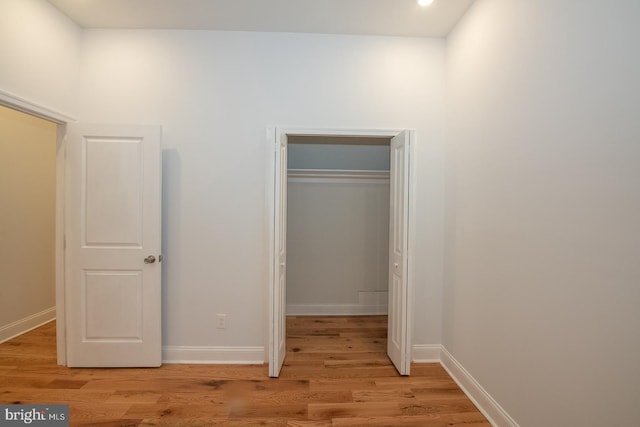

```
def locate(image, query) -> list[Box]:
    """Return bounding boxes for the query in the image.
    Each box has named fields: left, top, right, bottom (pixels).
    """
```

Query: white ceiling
left=47, top=0, right=475, bottom=38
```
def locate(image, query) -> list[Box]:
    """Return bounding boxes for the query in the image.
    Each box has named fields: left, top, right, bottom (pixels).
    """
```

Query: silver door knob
left=144, top=255, right=156, bottom=264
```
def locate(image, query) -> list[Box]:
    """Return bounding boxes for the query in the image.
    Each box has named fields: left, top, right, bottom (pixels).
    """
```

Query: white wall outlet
left=216, top=314, right=227, bottom=329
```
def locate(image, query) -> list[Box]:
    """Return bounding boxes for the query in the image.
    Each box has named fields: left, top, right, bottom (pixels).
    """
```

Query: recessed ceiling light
left=417, top=0, right=434, bottom=7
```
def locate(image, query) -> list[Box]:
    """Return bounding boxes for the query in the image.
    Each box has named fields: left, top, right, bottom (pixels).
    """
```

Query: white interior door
left=269, top=130, right=288, bottom=377
left=65, top=124, right=162, bottom=367
left=388, top=130, right=411, bottom=375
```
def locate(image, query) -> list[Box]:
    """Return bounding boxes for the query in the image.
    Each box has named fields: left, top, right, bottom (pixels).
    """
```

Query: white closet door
left=388, top=130, right=411, bottom=375
left=269, top=129, right=287, bottom=377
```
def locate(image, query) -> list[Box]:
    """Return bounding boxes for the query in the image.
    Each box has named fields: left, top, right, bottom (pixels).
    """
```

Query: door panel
left=66, top=124, right=162, bottom=367
left=83, top=271, right=142, bottom=340
left=84, top=137, right=144, bottom=246
left=388, top=130, right=411, bottom=375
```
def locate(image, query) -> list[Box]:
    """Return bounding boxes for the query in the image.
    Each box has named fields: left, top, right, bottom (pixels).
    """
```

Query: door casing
left=265, top=127, right=416, bottom=376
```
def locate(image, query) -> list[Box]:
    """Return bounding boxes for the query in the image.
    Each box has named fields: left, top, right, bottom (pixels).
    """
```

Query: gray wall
left=287, top=177, right=389, bottom=314
left=0, top=0, right=80, bottom=116
left=287, top=142, right=390, bottom=314
left=445, top=0, right=640, bottom=425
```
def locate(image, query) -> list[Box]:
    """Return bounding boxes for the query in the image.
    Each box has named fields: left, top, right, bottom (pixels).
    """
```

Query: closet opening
left=285, top=136, right=391, bottom=373
left=286, top=136, right=391, bottom=317
left=267, top=128, right=414, bottom=377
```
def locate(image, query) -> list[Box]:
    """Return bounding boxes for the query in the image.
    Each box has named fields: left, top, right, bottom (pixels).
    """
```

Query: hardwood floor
left=0, top=316, right=489, bottom=426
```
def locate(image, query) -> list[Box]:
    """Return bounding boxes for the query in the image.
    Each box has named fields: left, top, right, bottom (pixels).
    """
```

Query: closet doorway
left=267, top=128, right=415, bottom=377
left=287, top=137, right=390, bottom=316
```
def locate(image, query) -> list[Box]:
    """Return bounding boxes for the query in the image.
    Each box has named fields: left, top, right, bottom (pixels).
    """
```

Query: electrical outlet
left=216, top=314, right=227, bottom=329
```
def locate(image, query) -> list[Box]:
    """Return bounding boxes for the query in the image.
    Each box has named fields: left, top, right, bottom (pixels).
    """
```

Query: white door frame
left=0, top=90, right=75, bottom=365
left=265, top=127, right=416, bottom=375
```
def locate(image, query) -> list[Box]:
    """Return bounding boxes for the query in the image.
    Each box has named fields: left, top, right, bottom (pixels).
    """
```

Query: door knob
left=144, top=255, right=156, bottom=264
left=394, top=263, right=399, bottom=269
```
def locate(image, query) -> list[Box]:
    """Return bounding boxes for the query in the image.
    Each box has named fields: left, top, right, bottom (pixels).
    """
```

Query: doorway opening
left=287, top=136, right=391, bottom=316
left=285, top=136, right=391, bottom=374
left=0, top=90, right=75, bottom=365
left=267, top=128, right=415, bottom=378
left=0, top=104, right=60, bottom=358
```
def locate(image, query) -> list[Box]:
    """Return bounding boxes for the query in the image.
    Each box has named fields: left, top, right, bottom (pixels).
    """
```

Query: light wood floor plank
left=308, top=401, right=403, bottom=420
left=331, top=412, right=490, bottom=426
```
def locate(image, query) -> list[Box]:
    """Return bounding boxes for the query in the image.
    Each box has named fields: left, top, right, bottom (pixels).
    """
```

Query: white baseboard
left=162, top=346, right=265, bottom=364
left=0, top=307, right=56, bottom=344
left=286, top=304, right=387, bottom=316
left=440, top=347, right=519, bottom=427
left=411, top=344, right=441, bottom=363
